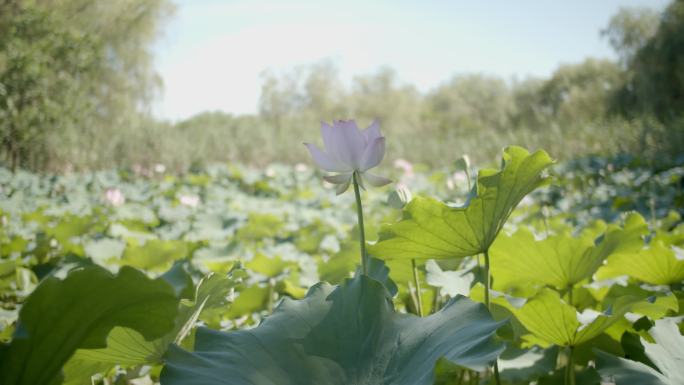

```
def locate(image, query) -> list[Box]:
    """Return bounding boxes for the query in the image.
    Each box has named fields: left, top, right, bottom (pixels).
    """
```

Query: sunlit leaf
left=490, top=213, right=647, bottom=290
left=370, top=146, right=553, bottom=260
left=596, top=241, right=684, bottom=285
left=514, top=288, right=640, bottom=347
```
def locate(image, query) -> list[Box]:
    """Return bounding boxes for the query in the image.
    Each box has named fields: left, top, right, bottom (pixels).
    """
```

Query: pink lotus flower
left=393, top=158, right=414, bottom=178
left=304, top=120, right=391, bottom=194
left=104, top=188, right=125, bottom=206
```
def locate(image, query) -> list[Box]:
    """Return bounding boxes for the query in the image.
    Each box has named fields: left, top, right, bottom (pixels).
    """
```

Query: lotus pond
left=1, top=146, right=683, bottom=385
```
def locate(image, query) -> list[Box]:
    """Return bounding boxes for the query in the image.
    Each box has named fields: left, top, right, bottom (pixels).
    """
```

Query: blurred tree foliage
left=601, top=6, right=660, bottom=66
left=205, top=2, right=682, bottom=168
left=614, top=0, right=684, bottom=122
left=1, top=1, right=683, bottom=171
left=536, top=59, right=624, bottom=126
left=0, top=0, right=173, bottom=170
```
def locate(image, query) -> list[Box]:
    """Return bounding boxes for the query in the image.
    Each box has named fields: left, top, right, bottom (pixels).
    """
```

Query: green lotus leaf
left=595, top=318, right=684, bottom=385
left=161, top=274, right=505, bottom=385
left=0, top=265, right=187, bottom=385
left=490, top=213, right=648, bottom=290
left=121, top=239, right=189, bottom=272
left=514, top=288, right=640, bottom=347
left=369, top=146, right=553, bottom=260
left=246, top=252, right=294, bottom=278
left=62, top=271, right=237, bottom=385
left=596, top=241, right=684, bottom=285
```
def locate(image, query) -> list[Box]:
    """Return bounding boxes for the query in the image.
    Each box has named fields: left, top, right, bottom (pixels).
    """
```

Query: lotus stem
left=352, top=171, right=368, bottom=275
left=565, top=346, right=575, bottom=385
left=267, top=278, right=276, bottom=313
left=412, top=259, right=424, bottom=317
left=483, top=251, right=491, bottom=309
left=432, top=287, right=441, bottom=312
left=483, top=249, right=501, bottom=385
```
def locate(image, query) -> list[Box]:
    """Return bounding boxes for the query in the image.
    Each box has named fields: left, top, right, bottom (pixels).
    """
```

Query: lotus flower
left=104, top=188, right=125, bottom=206
left=393, top=158, right=414, bottom=178
left=304, top=120, right=391, bottom=194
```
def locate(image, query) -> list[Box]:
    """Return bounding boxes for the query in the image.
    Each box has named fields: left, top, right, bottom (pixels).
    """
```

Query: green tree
left=601, top=6, right=660, bottom=66
left=618, top=1, right=684, bottom=121
left=0, top=0, right=173, bottom=170
left=0, top=2, right=100, bottom=169
left=510, top=77, right=546, bottom=130
left=425, top=74, right=515, bottom=134
left=537, top=59, right=624, bottom=125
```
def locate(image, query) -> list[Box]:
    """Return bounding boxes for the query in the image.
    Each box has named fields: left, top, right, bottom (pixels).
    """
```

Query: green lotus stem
left=542, top=205, right=550, bottom=237
left=352, top=171, right=368, bottom=275
left=567, top=285, right=574, bottom=307
left=411, top=259, right=424, bottom=317
left=565, top=346, right=575, bottom=385
left=483, top=251, right=491, bottom=309
left=483, top=249, right=502, bottom=385
left=267, top=278, right=276, bottom=313
left=493, top=362, right=501, bottom=385
left=432, top=287, right=441, bottom=312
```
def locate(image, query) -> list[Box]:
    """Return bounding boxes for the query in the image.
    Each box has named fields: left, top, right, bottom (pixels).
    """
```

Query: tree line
left=1, top=0, right=683, bottom=171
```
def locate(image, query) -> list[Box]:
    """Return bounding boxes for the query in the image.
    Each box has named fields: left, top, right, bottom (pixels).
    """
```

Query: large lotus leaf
left=596, top=241, right=684, bottom=285
left=595, top=318, right=684, bottom=385
left=62, top=272, right=237, bottom=384
left=513, top=289, right=640, bottom=347
left=490, top=213, right=648, bottom=290
left=369, top=146, right=553, bottom=260
left=0, top=265, right=185, bottom=385
left=160, top=275, right=505, bottom=385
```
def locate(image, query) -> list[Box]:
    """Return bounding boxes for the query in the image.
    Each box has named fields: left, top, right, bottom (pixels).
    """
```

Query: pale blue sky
left=153, top=0, right=670, bottom=120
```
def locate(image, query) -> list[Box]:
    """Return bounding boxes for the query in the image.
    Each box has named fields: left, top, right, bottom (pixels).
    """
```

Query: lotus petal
left=323, top=173, right=353, bottom=185
left=363, top=172, right=392, bottom=187
left=304, top=143, right=349, bottom=173
left=362, top=119, right=382, bottom=144
left=335, top=179, right=352, bottom=195
left=327, top=121, right=364, bottom=169
left=360, top=137, right=385, bottom=171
